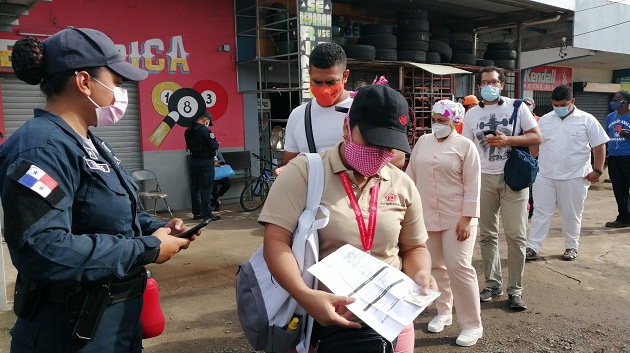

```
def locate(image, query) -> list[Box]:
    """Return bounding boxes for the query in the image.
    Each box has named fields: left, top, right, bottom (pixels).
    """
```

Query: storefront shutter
left=1, top=76, right=143, bottom=172
left=574, top=91, right=611, bottom=127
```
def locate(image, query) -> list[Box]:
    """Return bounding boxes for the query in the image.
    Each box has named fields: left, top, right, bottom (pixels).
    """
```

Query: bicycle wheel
left=240, top=178, right=271, bottom=212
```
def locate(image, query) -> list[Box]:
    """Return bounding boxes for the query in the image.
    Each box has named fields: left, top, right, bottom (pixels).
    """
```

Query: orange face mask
left=310, top=81, right=344, bottom=107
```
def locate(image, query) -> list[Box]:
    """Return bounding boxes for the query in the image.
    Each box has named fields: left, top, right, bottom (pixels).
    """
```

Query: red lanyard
left=339, top=172, right=380, bottom=252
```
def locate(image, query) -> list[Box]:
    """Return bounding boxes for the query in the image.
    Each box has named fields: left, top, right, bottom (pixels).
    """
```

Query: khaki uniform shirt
left=406, top=131, right=481, bottom=231
left=259, top=141, right=428, bottom=270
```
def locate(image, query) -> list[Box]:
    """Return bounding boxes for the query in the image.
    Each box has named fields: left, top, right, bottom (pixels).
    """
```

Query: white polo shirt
left=283, top=96, right=353, bottom=153
left=537, top=106, right=609, bottom=180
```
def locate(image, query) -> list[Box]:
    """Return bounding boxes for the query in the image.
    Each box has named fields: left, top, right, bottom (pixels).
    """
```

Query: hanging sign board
left=523, top=65, right=572, bottom=91
left=298, top=0, right=332, bottom=102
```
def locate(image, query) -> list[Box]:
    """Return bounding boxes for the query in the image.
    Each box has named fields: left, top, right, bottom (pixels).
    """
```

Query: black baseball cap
left=349, top=84, right=411, bottom=154
left=43, top=27, right=148, bottom=81
left=202, top=111, right=213, bottom=126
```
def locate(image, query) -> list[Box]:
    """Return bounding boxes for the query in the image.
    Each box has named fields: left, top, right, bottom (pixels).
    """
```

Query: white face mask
left=432, top=123, right=452, bottom=139
left=85, top=76, right=129, bottom=127
left=527, top=104, right=534, bottom=113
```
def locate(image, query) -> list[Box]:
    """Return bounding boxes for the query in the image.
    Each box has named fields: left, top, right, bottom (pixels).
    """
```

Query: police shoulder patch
left=10, top=160, right=66, bottom=206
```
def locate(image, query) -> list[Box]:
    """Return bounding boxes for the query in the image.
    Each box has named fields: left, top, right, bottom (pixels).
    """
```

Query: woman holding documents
left=259, top=84, right=437, bottom=352
left=406, top=99, right=483, bottom=346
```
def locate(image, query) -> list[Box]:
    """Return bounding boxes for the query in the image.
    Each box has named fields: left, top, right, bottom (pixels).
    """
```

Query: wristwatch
left=593, top=169, right=603, bottom=175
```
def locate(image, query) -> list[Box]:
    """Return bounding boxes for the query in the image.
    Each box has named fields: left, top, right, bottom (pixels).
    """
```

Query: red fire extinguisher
left=140, top=269, right=165, bottom=338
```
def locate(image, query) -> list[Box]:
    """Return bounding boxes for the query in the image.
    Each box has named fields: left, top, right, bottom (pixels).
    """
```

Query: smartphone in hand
left=176, top=218, right=211, bottom=238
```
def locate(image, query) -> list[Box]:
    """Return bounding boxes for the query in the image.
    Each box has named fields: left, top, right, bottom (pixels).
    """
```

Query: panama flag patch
left=17, top=165, right=59, bottom=198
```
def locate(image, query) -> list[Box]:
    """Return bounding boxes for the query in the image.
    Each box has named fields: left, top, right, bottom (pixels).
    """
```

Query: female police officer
left=0, top=28, right=194, bottom=352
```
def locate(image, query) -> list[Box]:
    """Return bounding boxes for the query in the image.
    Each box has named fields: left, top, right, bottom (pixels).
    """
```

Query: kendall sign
left=523, top=66, right=572, bottom=91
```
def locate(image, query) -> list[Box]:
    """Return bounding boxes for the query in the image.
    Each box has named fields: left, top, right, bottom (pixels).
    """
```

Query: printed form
left=308, top=244, right=440, bottom=342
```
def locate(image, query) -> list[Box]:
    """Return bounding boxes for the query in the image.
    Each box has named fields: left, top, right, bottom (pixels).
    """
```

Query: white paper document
left=307, top=244, right=440, bottom=342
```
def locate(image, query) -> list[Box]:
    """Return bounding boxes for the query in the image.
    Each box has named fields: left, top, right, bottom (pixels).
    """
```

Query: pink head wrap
left=431, top=99, right=465, bottom=123
left=349, top=75, right=389, bottom=98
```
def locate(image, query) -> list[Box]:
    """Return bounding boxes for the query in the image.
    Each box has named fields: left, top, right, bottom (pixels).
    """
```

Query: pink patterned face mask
left=343, top=118, right=394, bottom=177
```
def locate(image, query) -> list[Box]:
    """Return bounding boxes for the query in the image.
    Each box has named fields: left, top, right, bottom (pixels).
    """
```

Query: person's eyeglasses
left=479, top=80, right=502, bottom=87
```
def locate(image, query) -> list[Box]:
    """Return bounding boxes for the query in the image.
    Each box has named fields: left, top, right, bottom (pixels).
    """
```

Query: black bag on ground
left=311, top=322, right=396, bottom=353
left=504, top=99, right=538, bottom=191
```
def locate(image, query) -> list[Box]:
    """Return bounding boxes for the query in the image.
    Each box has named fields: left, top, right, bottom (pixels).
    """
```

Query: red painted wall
left=0, top=0, right=243, bottom=151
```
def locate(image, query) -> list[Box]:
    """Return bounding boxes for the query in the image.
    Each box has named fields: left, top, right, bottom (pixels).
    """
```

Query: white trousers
left=527, top=174, right=590, bottom=253
left=427, top=228, right=482, bottom=330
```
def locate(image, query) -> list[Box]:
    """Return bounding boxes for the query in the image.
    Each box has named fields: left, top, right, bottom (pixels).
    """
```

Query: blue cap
left=43, top=27, right=147, bottom=81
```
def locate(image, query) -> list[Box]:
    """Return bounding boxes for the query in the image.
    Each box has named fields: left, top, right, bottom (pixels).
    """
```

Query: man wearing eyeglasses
left=461, top=66, right=542, bottom=311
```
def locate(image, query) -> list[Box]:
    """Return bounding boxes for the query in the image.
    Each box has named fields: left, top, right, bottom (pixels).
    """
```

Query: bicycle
left=239, top=153, right=278, bottom=212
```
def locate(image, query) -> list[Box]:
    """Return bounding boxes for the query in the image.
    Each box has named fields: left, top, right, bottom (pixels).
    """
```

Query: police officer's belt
left=45, top=266, right=147, bottom=305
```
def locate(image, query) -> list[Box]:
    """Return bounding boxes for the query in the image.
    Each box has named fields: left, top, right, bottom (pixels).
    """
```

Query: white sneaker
left=427, top=314, right=452, bottom=333
left=456, top=327, right=483, bottom=347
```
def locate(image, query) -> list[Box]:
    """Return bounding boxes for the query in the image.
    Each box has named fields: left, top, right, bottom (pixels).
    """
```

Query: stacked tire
left=484, top=42, right=516, bottom=69
left=427, top=26, right=451, bottom=64
left=448, top=23, right=476, bottom=66
left=396, top=8, right=430, bottom=63
left=358, top=24, right=397, bottom=61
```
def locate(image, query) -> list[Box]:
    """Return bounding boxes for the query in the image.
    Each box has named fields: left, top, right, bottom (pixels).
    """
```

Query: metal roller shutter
left=574, top=92, right=611, bottom=127
left=1, top=76, right=142, bottom=172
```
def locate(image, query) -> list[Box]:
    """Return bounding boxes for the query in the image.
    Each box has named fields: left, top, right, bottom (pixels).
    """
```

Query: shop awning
left=406, top=63, right=473, bottom=75
left=347, top=59, right=473, bottom=75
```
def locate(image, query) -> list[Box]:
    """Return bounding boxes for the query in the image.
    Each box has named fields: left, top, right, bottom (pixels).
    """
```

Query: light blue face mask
left=554, top=106, right=570, bottom=117
left=480, top=85, right=501, bottom=102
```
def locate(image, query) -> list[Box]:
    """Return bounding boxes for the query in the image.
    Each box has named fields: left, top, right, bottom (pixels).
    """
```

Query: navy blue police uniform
left=185, top=120, right=219, bottom=219
left=0, top=109, right=165, bottom=352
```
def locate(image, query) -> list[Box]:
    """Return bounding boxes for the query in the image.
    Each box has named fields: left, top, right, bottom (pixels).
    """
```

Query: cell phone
left=177, top=218, right=211, bottom=238
left=483, top=130, right=497, bottom=136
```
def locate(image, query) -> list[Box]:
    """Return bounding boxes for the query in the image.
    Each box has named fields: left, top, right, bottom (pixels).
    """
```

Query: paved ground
left=0, top=183, right=629, bottom=352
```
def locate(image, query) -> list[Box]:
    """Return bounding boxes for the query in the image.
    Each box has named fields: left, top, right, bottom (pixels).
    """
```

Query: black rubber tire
left=450, top=40, right=473, bottom=52
left=430, top=26, right=450, bottom=38
left=361, top=24, right=394, bottom=36
left=397, top=50, right=427, bottom=62
left=397, top=8, right=428, bottom=20
left=398, top=19, right=430, bottom=33
left=240, top=178, right=271, bottom=212
left=397, top=31, right=430, bottom=42
left=428, top=40, right=452, bottom=62
left=375, top=48, right=398, bottom=61
left=476, top=59, right=495, bottom=67
left=450, top=52, right=477, bottom=65
left=342, top=44, right=376, bottom=61
left=449, top=32, right=474, bottom=42
left=484, top=49, right=517, bottom=60
left=358, top=34, right=397, bottom=49
left=332, top=36, right=350, bottom=46
left=426, top=51, right=441, bottom=64
left=431, top=36, right=450, bottom=44
left=397, top=40, right=429, bottom=51
left=493, top=59, right=516, bottom=69
left=487, top=41, right=514, bottom=51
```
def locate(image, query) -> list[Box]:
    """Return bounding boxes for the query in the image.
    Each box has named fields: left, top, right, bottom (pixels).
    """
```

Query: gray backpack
left=236, top=153, right=329, bottom=353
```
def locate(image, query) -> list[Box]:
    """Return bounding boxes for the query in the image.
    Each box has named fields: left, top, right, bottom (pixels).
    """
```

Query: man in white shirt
left=462, top=66, right=542, bottom=311
left=281, top=42, right=353, bottom=166
left=526, top=85, right=609, bottom=262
